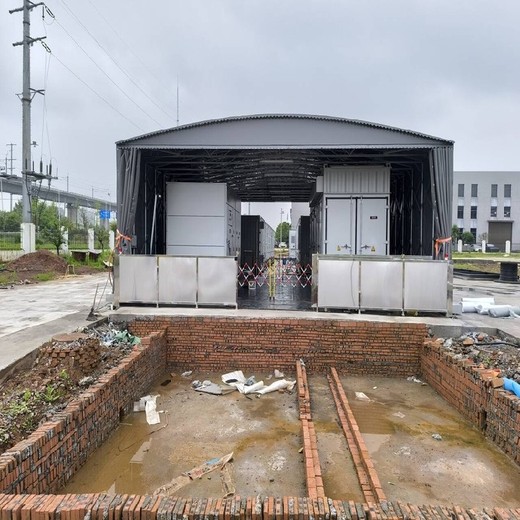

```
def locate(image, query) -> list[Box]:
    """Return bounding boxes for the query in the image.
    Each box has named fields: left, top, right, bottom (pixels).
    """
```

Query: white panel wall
left=323, top=166, right=390, bottom=194
left=166, top=182, right=240, bottom=256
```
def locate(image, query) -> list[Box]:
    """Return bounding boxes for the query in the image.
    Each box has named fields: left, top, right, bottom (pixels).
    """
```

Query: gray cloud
left=1, top=0, right=520, bottom=205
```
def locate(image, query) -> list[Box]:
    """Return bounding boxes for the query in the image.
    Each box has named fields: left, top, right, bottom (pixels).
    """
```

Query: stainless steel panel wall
left=404, top=261, right=448, bottom=311
left=323, top=166, right=390, bottom=194
left=360, top=260, right=403, bottom=309
left=158, top=256, right=197, bottom=304
left=119, top=256, right=158, bottom=303
left=198, top=257, right=237, bottom=306
left=314, top=255, right=449, bottom=313
left=317, top=258, right=359, bottom=308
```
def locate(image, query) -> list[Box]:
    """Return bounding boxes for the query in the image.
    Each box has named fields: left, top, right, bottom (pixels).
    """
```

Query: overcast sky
left=1, top=1, right=520, bottom=227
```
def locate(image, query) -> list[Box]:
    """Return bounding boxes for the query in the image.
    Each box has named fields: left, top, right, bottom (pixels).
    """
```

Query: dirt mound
left=8, top=250, right=68, bottom=275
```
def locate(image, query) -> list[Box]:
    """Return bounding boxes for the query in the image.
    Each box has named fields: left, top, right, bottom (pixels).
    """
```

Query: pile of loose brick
left=37, top=337, right=102, bottom=373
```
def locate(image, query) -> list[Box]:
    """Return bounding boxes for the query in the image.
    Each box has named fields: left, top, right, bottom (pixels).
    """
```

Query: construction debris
left=218, top=370, right=296, bottom=395
left=503, top=378, right=520, bottom=398
left=220, top=462, right=235, bottom=497
left=355, top=391, right=370, bottom=401
left=440, top=331, right=520, bottom=383
left=133, top=395, right=161, bottom=424
left=154, top=452, right=234, bottom=496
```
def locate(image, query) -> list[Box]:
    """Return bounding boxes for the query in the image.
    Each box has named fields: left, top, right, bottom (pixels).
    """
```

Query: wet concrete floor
left=237, top=283, right=312, bottom=311
left=343, top=375, right=520, bottom=508
left=62, top=371, right=520, bottom=508
left=62, top=371, right=305, bottom=497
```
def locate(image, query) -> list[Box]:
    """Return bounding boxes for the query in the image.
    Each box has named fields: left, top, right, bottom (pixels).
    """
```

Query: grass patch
left=34, top=272, right=56, bottom=282
left=0, top=271, right=17, bottom=285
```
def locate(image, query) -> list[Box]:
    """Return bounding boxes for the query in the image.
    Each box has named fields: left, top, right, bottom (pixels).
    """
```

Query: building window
left=471, top=184, right=478, bottom=197
left=491, top=184, right=497, bottom=198
left=490, top=206, right=497, bottom=217
left=504, top=184, right=512, bottom=198
left=470, top=206, right=477, bottom=219
left=458, top=184, right=464, bottom=197
left=470, top=228, right=477, bottom=241
left=457, top=206, right=464, bottom=219
left=504, top=206, right=511, bottom=218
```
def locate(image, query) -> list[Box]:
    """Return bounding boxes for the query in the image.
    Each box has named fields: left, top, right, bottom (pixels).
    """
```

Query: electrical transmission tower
left=6, top=143, right=16, bottom=176
left=9, top=0, right=47, bottom=224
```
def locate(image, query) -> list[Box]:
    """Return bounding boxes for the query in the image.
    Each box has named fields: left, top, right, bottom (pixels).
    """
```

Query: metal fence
left=68, top=229, right=89, bottom=250
left=237, top=260, right=312, bottom=289
left=0, top=231, right=21, bottom=250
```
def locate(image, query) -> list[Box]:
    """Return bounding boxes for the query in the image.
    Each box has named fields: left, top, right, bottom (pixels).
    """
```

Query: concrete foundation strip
left=327, top=367, right=386, bottom=504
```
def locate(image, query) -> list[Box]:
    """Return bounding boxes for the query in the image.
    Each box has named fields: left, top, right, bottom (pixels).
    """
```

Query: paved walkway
left=1, top=271, right=519, bottom=377
left=0, top=273, right=110, bottom=374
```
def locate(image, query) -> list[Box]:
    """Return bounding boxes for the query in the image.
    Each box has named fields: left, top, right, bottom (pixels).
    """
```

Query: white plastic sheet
left=461, top=297, right=495, bottom=313
left=142, top=395, right=161, bottom=424
left=255, top=379, right=296, bottom=395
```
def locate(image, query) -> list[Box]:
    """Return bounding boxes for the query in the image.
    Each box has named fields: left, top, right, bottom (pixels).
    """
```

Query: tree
left=451, top=225, right=462, bottom=244
left=461, top=231, right=475, bottom=245
left=95, top=225, right=110, bottom=251
left=42, top=220, right=65, bottom=256
left=0, top=209, right=21, bottom=232
left=275, top=221, right=290, bottom=245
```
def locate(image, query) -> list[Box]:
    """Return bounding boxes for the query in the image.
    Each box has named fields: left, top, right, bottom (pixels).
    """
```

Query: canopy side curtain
left=430, top=146, right=454, bottom=257
left=116, top=147, right=142, bottom=253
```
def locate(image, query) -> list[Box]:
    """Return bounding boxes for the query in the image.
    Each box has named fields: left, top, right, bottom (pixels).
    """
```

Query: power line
left=50, top=15, right=163, bottom=128
left=84, top=0, right=179, bottom=121
left=59, top=0, right=176, bottom=124
left=43, top=44, right=146, bottom=132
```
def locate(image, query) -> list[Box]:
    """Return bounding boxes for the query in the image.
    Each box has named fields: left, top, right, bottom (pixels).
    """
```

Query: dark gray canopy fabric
left=430, top=146, right=454, bottom=241
left=116, top=148, right=141, bottom=251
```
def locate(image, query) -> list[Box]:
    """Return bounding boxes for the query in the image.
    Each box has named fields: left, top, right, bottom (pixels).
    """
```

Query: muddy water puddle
left=61, top=371, right=305, bottom=497
left=342, top=375, right=520, bottom=508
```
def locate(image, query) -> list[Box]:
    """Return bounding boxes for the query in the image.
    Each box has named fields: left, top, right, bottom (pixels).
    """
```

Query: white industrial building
left=453, top=171, right=520, bottom=251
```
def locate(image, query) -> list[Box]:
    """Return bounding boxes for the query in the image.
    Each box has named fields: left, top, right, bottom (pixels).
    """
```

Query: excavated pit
left=1, top=316, right=520, bottom=520
left=60, top=371, right=520, bottom=508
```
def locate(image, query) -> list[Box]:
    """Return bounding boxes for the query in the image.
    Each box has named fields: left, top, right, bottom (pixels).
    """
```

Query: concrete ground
left=0, top=273, right=109, bottom=377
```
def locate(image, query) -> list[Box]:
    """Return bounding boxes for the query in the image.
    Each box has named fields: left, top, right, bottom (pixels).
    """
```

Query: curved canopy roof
left=117, top=113, right=452, bottom=149
left=117, top=114, right=453, bottom=203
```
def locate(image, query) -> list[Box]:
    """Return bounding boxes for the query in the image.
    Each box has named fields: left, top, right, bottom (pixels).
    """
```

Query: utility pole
left=10, top=0, right=46, bottom=224
left=6, top=143, right=16, bottom=176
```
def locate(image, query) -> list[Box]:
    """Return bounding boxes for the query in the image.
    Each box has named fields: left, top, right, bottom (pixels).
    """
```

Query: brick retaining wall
left=421, top=338, right=520, bottom=466
left=0, top=493, right=518, bottom=520
left=0, top=331, right=167, bottom=495
left=128, top=317, right=427, bottom=375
